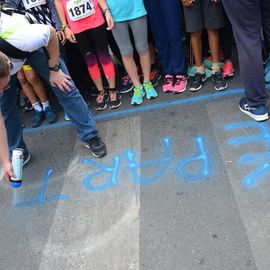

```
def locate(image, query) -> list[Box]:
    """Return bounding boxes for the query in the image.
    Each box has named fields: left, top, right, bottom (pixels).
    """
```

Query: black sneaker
left=85, top=136, right=107, bottom=158
left=22, top=97, right=33, bottom=112
left=108, top=90, right=122, bottom=109
left=118, top=75, right=134, bottom=94
left=189, top=73, right=207, bottom=92
left=95, top=91, right=108, bottom=111
left=150, top=67, right=162, bottom=87
left=212, top=71, right=228, bottom=91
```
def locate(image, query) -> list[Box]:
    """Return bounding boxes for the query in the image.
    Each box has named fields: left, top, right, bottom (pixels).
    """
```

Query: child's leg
left=17, top=69, right=39, bottom=106
left=23, top=67, right=49, bottom=104
left=75, top=30, right=103, bottom=91
left=207, top=29, right=220, bottom=73
left=90, top=24, right=116, bottom=89
left=191, top=31, right=204, bottom=73
left=129, top=16, right=151, bottom=83
left=112, top=21, right=141, bottom=88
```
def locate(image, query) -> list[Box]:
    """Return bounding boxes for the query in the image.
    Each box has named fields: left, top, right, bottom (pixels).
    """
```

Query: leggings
left=75, top=24, right=115, bottom=80
left=112, top=16, right=149, bottom=56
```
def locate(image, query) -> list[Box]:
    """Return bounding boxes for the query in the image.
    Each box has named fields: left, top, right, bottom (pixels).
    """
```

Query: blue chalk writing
left=126, top=138, right=173, bottom=185
left=176, top=137, right=210, bottom=181
left=225, top=122, right=270, bottom=188
left=83, top=156, right=120, bottom=191
left=14, top=169, right=70, bottom=208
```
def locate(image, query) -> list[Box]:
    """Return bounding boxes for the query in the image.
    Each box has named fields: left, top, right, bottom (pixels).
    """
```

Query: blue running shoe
left=32, top=110, right=45, bottom=128
left=44, top=106, right=58, bottom=124
left=143, top=81, right=158, bottom=99
left=131, top=86, right=144, bottom=105
left=239, top=97, right=269, bottom=122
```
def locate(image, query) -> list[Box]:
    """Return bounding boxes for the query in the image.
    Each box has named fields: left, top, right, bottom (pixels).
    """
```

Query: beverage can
left=10, top=148, right=24, bottom=188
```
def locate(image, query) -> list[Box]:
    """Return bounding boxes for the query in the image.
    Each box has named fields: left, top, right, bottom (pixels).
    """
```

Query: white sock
left=41, top=100, right=50, bottom=110
left=32, top=102, right=42, bottom=112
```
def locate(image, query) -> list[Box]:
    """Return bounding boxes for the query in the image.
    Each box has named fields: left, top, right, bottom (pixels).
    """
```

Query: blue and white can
left=10, top=148, right=23, bottom=188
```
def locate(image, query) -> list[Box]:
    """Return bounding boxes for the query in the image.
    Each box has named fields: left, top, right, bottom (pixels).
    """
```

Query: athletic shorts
left=183, top=0, right=225, bottom=33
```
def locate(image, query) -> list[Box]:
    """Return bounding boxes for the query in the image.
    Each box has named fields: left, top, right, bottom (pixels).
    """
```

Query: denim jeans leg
left=0, top=75, right=29, bottom=156
left=26, top=49, right=98, bottom=141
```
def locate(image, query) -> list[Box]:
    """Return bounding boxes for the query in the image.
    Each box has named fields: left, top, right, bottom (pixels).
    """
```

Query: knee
left=191, top=31, right=202, bottom=41
left=17, top=72, right=28, bottom=86
left=25, top=70, right=40, bottom=85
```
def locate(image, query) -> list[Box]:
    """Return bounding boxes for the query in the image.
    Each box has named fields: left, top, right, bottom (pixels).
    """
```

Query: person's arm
left=46, top=26, right=73, bottom=91
left=97, top=0, right=114, bottom=30
left=54, top=0, right=77, bottom=43
left=0, top=111, right=15, bottom=182
left=47, top=0, right=66, bottom=45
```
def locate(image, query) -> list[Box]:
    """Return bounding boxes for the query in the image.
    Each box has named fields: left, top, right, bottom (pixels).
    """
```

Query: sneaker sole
left=239, top=105, right=269, bottom=121
left=23, top=154, right=31, bottom=166
left=151, top=75, right=162, bottom=87
left=119, top=85, right=134, bottom=94
left=173, top=82, right=187, bottom=94
left=214, top=83, right=228, bottom=91
left=109, top=100, right=122, bottom=109
left=189, top=84, right=202, bottom=92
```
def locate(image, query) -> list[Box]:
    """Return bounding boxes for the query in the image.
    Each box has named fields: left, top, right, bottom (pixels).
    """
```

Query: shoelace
left=134, top=87, right=142, bottom=96
left=109, top=90, right=117, bottom=101
left=88, top=136, right=101, bottom=147
left=144, top=82, right=151, bottom=90
left=96, top=91, right=105, bottom=103
left=164, top=76, right=173, bottom=85
left=121, top=76, right=130, bottom=85
left=174, top=76, right=185, bottom=85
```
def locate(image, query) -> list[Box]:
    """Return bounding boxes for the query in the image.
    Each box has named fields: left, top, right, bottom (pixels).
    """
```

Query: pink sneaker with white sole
left=173, top=75, right=187, bottom=94
left=163, top=75, right=174, bottom=93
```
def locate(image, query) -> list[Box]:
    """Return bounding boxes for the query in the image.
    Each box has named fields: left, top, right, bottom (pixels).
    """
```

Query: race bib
left=22, top=0, right=46, bottom=10
left=66, top=0, right=95, bottom=21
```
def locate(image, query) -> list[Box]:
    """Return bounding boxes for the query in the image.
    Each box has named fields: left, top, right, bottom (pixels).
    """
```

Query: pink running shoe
left=173, top=75, right=187, bottom=94
left=222, top=60, right=234, bottom=78
left=163, top=75, right=173, bottom=93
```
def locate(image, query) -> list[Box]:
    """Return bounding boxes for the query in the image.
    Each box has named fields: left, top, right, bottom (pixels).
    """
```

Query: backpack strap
left=0, top=36, right=30, bottom=59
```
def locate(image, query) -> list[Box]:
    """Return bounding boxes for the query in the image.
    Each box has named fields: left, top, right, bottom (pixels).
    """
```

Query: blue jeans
left=0, top=48, right=97, bottom=156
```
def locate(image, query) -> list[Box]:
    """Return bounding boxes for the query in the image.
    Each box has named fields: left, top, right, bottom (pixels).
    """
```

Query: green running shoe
left=143, top=81, right=158, bottom=99
left=131, top=86, right=144, bottom=105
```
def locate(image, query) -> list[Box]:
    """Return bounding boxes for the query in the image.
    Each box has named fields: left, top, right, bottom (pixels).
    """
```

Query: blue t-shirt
left=107, top=0, right=147, bottom=22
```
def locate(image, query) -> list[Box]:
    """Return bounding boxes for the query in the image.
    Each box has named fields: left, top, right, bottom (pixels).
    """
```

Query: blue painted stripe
left=24, top=87, right=246, bottom=135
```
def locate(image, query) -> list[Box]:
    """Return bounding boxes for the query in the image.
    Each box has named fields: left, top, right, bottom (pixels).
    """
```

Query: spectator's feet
left=64, top=111, right=70, bottom=121
left=212, top=71, right=228, bottom=91
left=189, top=73, right=207, bottom=92
left=239, top=97, right=269, bottom=122
left=131, top=86, right=144, bottom=105
left=118, top=75, right=134, bottom=94
left=22, top=97, right=33, bottom=112
left=32, top=110, right=45, bottom=128
left=150, top=67, right=162, bottom=86
left=173, top=75, right=187, bottom=94
left=23, top=152, right=31, bottom=166
left=143, top=81, right=158, bottom=99
left=85, top=136, right=107, bottom=158
left=222, top=60, right=234, bottom=78
left=95, top=91, right=108, bottom=111
left=163, top=75, right=174, bottom=93
left=108, top=90, right=122, bottom=109
left=44, top=106, right=58, bottom=124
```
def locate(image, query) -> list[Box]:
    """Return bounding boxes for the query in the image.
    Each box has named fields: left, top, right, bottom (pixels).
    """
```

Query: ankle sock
left=32, top=101, right=42, bottom=112
left=212, top=62, right=220, bottom=74
left=41, top=100, right=50, bottom=110
left=196, top=65, right=205, bottom=74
